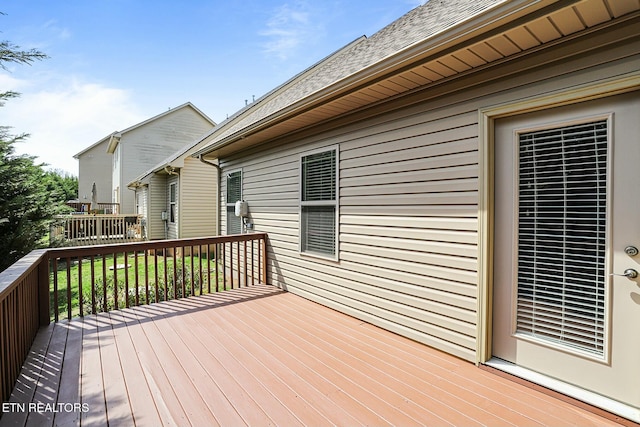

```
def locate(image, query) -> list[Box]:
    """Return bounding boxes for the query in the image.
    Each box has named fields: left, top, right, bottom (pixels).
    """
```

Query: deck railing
left=66, top=202, right=120, bottom=214
left=0, top=233, right=268, bottom=403
left=51, top=214, right=144, bottom=246
left=0, top=250, right=50, bottom=404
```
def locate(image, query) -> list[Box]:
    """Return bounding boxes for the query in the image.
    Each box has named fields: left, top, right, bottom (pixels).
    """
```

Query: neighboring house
left=128, top=135, right=219, bottom=240
left=73, top=136, right=112, bottom=210
left=193, top=0, right=640, bottom=422
left=75, top=102, right=215, bottom=215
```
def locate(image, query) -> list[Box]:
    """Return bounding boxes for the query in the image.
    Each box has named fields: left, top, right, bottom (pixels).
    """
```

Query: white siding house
left=108, top=102, right=214, bottom=214
left=193, top=0, right=640, bottom=422
left=73, top=137, right=112, bottom=209
left=128, top=131, right=219, bottom=240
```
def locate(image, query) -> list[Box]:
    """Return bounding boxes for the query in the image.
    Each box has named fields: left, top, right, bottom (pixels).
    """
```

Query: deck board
left=79, top=316, right=108, bottom=426
left=1, top=285, right=627, bottom=427
left=107, top=310, right=164, bottom=427
left=50, top=321, right=82, bottom=427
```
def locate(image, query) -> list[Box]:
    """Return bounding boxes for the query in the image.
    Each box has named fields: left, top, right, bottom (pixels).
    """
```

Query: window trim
left=299, top=145, right=339, bottom=261
left=225, top=169, right=243, bottom=235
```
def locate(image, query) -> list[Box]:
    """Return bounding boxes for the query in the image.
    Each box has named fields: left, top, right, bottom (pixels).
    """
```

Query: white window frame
left=299, top=145, right=339, bottom=261
left=169, top=182, right=177, bottom=224
left=225, top=169, right=243, bottom=235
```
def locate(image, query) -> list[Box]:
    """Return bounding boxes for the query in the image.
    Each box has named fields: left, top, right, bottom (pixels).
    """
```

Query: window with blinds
left=226, top=170, right=242, bottom=235
left=300, top=148, right=337, bottom=257
left=516, top=119, right=608, bottom=357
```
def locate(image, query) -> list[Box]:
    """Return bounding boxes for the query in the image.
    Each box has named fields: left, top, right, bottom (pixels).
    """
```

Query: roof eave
left=195, top=0, right=563, bottom=158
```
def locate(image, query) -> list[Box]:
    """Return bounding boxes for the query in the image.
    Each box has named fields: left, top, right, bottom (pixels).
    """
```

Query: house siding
left=180, top=157, right=218, bottom=238
left=77, top=140, right=112, bottom=208
left=118, top=107, right=213, bottom=214
left=218, top=28, right=639, bottom=361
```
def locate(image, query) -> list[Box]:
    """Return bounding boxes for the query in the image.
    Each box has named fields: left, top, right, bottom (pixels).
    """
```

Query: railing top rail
left=0, top=249, right=47, bottom=301
left=46, top=232, right=268, bottom=258
left=53, top=214, right=143, bottom=218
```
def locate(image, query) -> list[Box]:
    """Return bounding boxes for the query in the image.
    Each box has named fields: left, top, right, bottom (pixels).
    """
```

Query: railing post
left=261, top=235, right=268, bottom=285
left=38, top=253, right=50, bottom=326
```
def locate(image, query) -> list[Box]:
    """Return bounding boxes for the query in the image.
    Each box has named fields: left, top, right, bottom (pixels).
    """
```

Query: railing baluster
left=236, top=241, right=241, bottom=288
left=90, top=255, right=96, bottom=315
left=181, top=247, right=186, bottom=298
left=228, top=242, right=233, bottom=289
left=154, top=250, right=159, bottom=303
left=173, top=247, right=178, bottom=300
left=144, top=250, right=149, bottom=305
left=66, top=257, right=72, bottom=320
left=163, top=249, right=168, bottom=301
left=214, top=244, right=219, bottom=293
left=113, top=252, right=119, bottom=310
left=199, top=245, right=204, bottom=296
left=124, top=251, right=129, bottom=308
left=251, top=240, right=255, bottom=286
left=243, top=241, right=248, bottom=288
left=206, top=245, right=211, bottom=294
left=190, top=246, right=195, bottom=297
left=53, top=258, right=59, bottom=322
left=102, top=254, right=107, bottom=312
left=134, top=250, right=140, bottom=306
left=78, top=257, right=83, bottom=317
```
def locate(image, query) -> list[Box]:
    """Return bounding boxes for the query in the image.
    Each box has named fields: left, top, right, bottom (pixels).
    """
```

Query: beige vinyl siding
left=148, top=174, right=167, bottom=240
left=167, top=176, right=179, bottom=240
left=220, top=108, right=480, bottom=360
left=118, top=108, right=213, bottom=214
left=180, top=157, right=218, bottom=238
left=77, top=140, right=112, bottom=208
left=218, top=29, right=639, bottom=362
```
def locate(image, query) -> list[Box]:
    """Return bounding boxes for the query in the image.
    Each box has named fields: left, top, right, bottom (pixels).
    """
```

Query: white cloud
left=260, top=2, right=321, bottom=60
left=41, top=20, right=72, bottom=41
left=3, top=76, right=144, bottom=175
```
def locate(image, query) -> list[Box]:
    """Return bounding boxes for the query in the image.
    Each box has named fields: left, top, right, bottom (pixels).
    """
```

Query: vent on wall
left=516, top=120, right=608, bottom=357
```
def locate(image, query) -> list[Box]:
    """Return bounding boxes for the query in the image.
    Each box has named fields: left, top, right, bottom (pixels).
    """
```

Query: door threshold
left=484, top=358, right=639, bottom=425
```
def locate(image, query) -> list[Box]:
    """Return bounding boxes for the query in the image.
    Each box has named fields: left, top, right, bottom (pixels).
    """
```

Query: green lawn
left=50, top=253, right=226, bottom=320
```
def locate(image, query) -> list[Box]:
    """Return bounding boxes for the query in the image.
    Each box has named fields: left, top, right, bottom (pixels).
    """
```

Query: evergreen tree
left=0, top=134, right=65, bottom=271
left=0, top=17, right=56, bottom=271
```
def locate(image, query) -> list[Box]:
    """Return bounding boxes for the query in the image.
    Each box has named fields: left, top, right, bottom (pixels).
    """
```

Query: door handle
left=609, top=269, right=638, bottom=279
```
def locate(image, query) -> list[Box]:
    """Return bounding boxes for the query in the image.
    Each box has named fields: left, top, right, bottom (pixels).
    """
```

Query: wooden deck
left=1, top=285, right=625, bottom=426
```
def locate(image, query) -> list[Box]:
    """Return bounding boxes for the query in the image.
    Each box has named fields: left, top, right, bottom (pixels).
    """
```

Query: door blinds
left=516, top=119, right=608, bottom=357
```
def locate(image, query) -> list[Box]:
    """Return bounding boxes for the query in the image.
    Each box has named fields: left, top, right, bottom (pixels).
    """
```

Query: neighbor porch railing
left=50, top=214, right=143, bottom=246
left=0, top=233, right=268, bottom=404
left=66, top=202, right=120, bottom=214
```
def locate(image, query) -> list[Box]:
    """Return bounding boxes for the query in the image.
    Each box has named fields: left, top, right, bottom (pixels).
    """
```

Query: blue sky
left=1, top=1, right=423, bottom=175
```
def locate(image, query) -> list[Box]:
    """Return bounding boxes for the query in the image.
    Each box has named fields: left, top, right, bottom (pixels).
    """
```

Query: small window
left=169, top=183, right=176, bottom=223
left=300, top=147, right=338, bottom=258
left=226, top=170, right=242, bottom=234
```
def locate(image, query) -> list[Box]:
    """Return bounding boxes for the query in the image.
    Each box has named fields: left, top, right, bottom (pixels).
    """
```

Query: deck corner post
left=38, top=252, right=51, bottom=326
left=261, top=234, right=268, bottom=285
